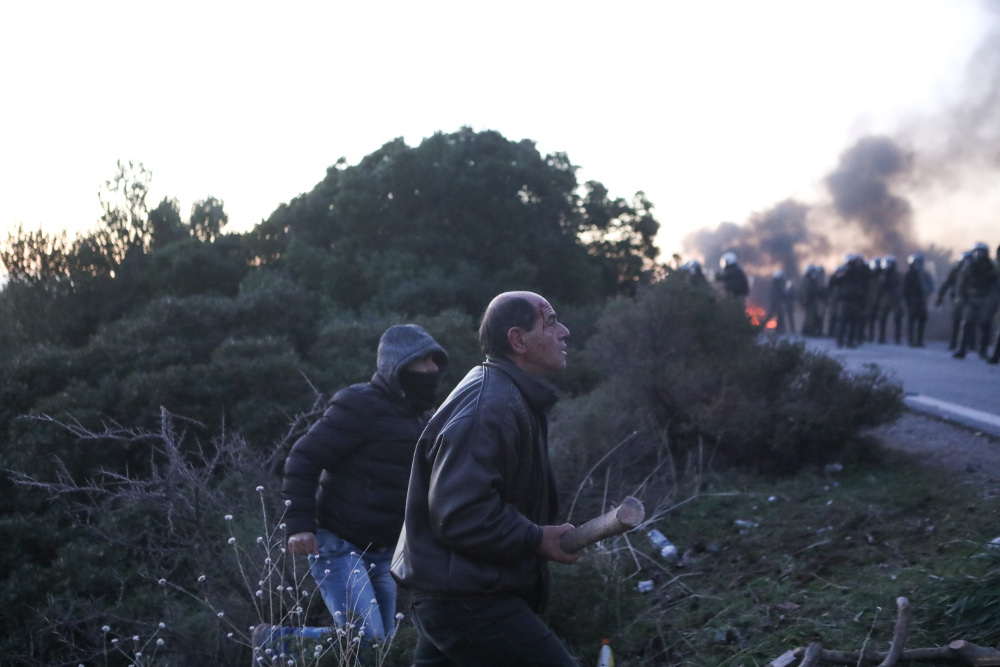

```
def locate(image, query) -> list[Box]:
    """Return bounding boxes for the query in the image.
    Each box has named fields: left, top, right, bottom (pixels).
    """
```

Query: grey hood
left=375, top=324, right=449, bottom=395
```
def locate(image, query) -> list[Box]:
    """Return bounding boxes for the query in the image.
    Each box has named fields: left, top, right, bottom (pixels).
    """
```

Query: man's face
left=516, top=295, right=570, bottom=378
left=404, top=352, right=440, bottom=374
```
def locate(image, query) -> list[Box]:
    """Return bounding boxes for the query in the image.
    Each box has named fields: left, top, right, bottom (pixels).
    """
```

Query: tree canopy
left=0, top=128, right=663, bottom=662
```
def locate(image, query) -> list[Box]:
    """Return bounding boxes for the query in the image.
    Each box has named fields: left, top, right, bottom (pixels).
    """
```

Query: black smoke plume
left=684, top=200, right=822, bottom=279
left=824, top=136, right=916, bottom=259
left=684, top=3, right=1000, bottom=280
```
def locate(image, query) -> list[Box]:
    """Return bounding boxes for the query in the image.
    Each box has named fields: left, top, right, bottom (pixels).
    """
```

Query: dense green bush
left=552, top=273, right=905, bottom=515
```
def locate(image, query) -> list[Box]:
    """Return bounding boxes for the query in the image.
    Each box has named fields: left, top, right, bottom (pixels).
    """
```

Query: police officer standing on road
left=902, top=253, right=934, bottom=347
left=987, top=244, right=1000, bottom=365
left=937, top=252, right=973, bottom=351
left=953, top=243, right=999, bottom=360
left=716, top=252, right=750, bottom=305
left=876, top=256, right=905, bottom=345
left=833, top=254, right=871, bottom=349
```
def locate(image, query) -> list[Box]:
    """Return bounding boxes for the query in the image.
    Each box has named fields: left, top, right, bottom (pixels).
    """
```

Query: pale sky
left=0, top=0, right=994, bottom=262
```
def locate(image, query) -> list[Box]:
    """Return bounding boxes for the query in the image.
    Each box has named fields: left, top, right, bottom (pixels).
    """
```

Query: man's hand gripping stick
left=559, top=496, right=645, bottom=554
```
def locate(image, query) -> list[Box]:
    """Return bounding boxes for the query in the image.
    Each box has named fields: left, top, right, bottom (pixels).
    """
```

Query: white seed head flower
left=158, top=622, right=165, bottom=629
left=135, top=652, right=142, bottom=657
left=132, top=635, right=140, bottom=642
left=217, top=612, right=225, bottom=618
left=157, top=638, right=164, bottom=646
left=358, top=629, right=365, bottom=638
left=284, top=500, right=291, bottom=506
left=352, top=637, right=361, bottom=645
left=259, top=580, right=265, bottom=586
left=198, top=575, right=206, bottom=582
left=256, top=590, right=263, bottom=597
left=228, top=632, right=234, bottom=638
left=324, top=569, right=331, bottom=575
left=279, top=523, right=286, bottom=530
left=224, top=514, right=233, bottom=521
left=102, top=625, right=111, bottom=633
left=336, top=628, right=346, bottom=637
left=264, top=558, right=272, bottom=565
left=111, top=639, right=119, bottom=644
left=395, top=612, right=404, bottom=621
left=256, top=536, right=264, bottom=544
left=228, top=537, right=236, bottom=544
left=158, top=579, right=166, bottom=586
left=256, top=485, right=264, bottom=492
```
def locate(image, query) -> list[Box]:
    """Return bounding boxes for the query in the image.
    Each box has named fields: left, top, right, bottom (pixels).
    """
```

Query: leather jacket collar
left=483, top=356, right=559, bottom=414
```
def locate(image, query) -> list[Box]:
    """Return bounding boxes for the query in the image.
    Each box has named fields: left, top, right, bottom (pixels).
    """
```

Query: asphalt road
left=794, top=335, right=1000, bottom=437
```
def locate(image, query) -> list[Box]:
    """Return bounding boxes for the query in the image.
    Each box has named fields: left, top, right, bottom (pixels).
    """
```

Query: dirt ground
left=871, top=410, right=1000, bottom=498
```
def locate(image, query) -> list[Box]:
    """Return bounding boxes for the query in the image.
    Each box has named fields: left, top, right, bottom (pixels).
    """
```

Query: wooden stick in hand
left=560, top=496, right=645, bottom=554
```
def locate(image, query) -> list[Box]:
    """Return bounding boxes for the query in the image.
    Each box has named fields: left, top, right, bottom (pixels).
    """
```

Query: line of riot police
left=679, top=244, right=1000, bottom=364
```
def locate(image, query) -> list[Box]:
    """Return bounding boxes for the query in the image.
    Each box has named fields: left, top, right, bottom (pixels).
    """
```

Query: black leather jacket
left=391, top=357, right=560, bottom=611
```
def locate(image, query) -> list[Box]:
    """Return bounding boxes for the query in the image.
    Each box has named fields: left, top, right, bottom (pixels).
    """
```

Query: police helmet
left=720, top=252, right=737, bottom=269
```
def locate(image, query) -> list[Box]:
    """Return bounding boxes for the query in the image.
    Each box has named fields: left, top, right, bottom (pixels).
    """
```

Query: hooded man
left=253, top=324, right=448, bottom=658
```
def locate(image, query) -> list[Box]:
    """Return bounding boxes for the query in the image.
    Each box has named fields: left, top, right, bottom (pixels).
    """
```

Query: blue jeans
left=410, top=594, right=577, bottom=666
left=308, top=529, right=397, bottom=641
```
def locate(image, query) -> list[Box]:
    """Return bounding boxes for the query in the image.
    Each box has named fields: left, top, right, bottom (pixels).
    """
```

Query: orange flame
left=746, top=305, right=765, bottom=326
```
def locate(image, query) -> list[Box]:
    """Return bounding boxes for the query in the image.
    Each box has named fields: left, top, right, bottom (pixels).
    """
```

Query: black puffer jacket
left=282, top=325, right=447, bottom=549
left=391, top=357, right=560, bottom=611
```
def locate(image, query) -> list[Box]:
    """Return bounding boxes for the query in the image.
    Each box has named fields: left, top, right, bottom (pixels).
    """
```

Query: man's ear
left=507, top=326, right=528, bottom=355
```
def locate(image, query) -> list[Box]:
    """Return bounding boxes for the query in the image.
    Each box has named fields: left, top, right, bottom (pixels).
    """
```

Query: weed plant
left=544, top=446, right=1000, bottom=665
left=9, top=408, right=407, bottom=666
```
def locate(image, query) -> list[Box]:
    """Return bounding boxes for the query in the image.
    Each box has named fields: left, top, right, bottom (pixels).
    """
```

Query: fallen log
left=768, top=596, right=1000, bottom=666
left=781, top=640, right=1000, bottom=665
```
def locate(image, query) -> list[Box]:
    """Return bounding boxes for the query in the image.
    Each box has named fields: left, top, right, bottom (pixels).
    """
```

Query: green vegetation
left=2, top=128, right=993, bottom=665
left=545, top=449, right=1000, bottom=665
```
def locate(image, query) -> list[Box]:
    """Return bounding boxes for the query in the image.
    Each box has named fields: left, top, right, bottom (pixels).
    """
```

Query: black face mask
left=399, top=370, right=443, bottom=411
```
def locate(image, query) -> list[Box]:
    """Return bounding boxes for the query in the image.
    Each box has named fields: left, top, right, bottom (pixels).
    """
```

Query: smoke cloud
left=824, top=136, right=915, bottom=259
left=683, top=1, right=1000, bottom=279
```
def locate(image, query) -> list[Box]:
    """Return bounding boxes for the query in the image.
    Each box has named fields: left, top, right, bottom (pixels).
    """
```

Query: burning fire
left=746, top=305, right=765, bottom=326
left=745, top=305, right=778, bottom=329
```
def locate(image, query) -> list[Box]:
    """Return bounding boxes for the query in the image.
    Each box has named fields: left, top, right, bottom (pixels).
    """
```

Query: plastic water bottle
left=647, top=529, right=679, bottom=563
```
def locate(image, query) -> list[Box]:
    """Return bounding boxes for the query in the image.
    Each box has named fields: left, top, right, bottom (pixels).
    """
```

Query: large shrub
left=552, top=274, right=904, bottom=510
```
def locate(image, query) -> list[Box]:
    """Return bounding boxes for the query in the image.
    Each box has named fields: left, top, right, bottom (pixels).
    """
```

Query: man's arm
left=424, top=407, right=548, bottom=564
left=282, top=389, right=371, bottom=542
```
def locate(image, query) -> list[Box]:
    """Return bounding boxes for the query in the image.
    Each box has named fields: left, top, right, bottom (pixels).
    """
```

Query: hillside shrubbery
left=551, top=274, right=905, bottom=520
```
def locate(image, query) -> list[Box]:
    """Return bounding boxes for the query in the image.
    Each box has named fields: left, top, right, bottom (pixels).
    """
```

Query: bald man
left=391, top=291, right=579, bottom=667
